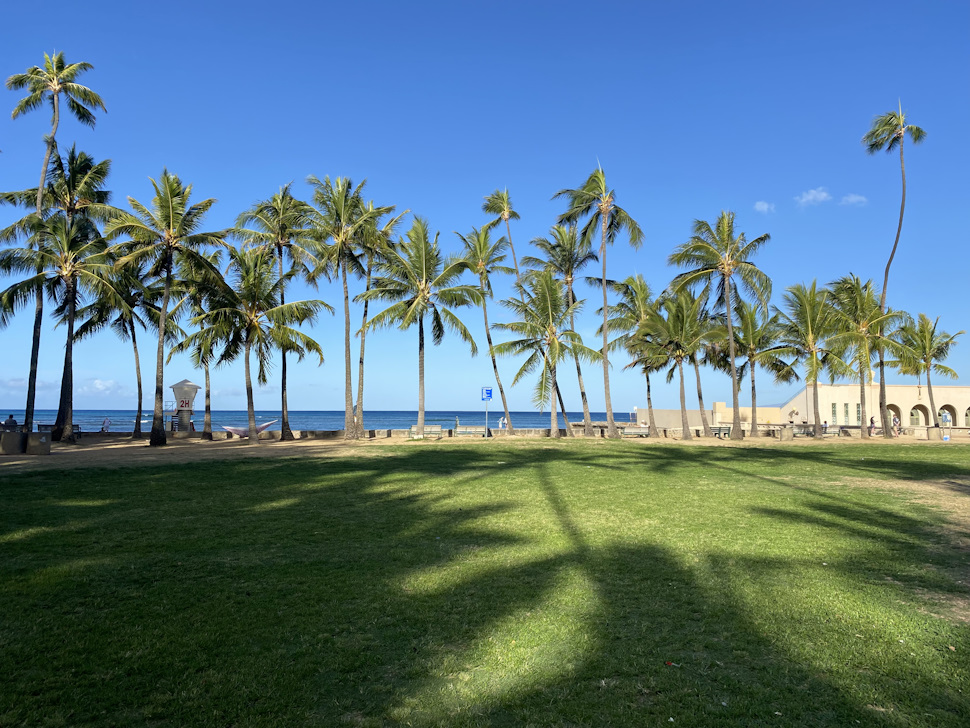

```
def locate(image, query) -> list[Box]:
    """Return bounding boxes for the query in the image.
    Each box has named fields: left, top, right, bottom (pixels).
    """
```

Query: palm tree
left=892, top=314, right=963, bottom=427
left=733, top=300, right=797, bottom=437
left=352, top=203, right=405, bottom=439
left=482, top=189, right=522, bottom=285
left=525, top=225, right=599, bottom=435
left=363, top=217, right=479, bottom=438
left=104, top=170, right=228, bottom=446
left=6, top=53, right=106, bottom=434
left=554, top=168, right=644, bottom=438
left=307, top=176, right=382, bottom=439
left=0, top=215, right=113, bottom=442
left=236, top=184, right=317, bottom=440
left=457, top=226, right=516, bottom=435
left=623, top=323, right=668, bottom=438
left=774, top=281, right=838, bottom=437
left=828, top=275, right=902, bottom=439
left=669, top=211, right=771, bottom=441
left=863, top=104, right=927, bottom=438
left=493, top=270, right=597, bottom=437
left=184, top=247, right=329, bottom=445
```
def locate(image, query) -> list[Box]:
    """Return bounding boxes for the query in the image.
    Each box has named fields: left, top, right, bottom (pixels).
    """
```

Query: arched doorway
left=910, top=405, right=929, bottom=426
left=887, top=404, right=902, bottom=432
left=965, top=407, right=970, bottom=427
left=939, top=404, right=957, bottom=427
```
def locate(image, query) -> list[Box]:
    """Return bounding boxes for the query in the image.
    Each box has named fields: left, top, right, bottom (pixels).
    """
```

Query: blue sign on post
left=482, top=387, right=492, bottom=401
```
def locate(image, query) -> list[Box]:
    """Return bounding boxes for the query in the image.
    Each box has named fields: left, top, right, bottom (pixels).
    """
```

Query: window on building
left=831, top=403, right=837, bottom=425
left=856, top=404, right=861, bottom=425
left=843, top=403, right=849, bottom=425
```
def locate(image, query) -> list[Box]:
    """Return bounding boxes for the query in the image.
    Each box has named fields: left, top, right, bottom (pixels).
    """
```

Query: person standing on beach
left=101, top=417, right=111, bottom=432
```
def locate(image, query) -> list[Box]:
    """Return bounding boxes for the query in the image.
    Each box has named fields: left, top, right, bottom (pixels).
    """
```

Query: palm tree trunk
left=278, top=251, right=294, bottom=441
left=202, top=360, right=212, bottom=440
left=53, top=280, right=76, bottom=443
left=812, top=376, right=822, bottom=437
left=505, top=216, right=521, bottom=285
left=341, top=258, right=354, bottom=438
left=550, top=362, right=559, bottom=438
left=723, top=275, right=743, bottom=440
left=693, top=358, right=713, bottom=437
left=150, top=259, right=172, bottom=447
left=353, top=261, right=373, bottom=440
left=859, top=360, right=869, bottom=440
left=23, top=95, right=60, bottom=436
left=568, top=287, right=593, bottom=436
left=677, top=359, right=692, bottom=440
left=131, top=321, right=143, bottom=438
left=482, top=291, right=514, bottom=435
left=417, top=316, right=425, bottom=437
left=749, top=361, right=759, bottom=437
left=244, top=340, right=258, bottom=445
left=600, top=216, right=617, bottom=438
left=644, top=371, right=660, bottom=438
left=555, top=384, right=573, bottom=437
left=927, top=367, right=938, bottom=427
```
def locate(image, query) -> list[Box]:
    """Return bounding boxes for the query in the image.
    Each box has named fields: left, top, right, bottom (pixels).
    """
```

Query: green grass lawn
left=2, top=441, right=968, bottom=727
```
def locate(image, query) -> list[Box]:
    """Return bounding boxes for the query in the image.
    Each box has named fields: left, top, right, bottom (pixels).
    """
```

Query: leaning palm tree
left=733, top=300, right=797, bottom=437
left=482, top=189, right=523, bottom=285
left=187, top=247, right=329, bottom=445
left=363, top=217, right=480, bottom=438
left=525, top=225, right=599, bottom=435
left=669, top=211, right=771, bottom=441
left=104, top=170, right=228, bottom=446
left=0, top=215, right=113, bottom=442
left=863, top=104, right=927, bottom=438
left=493, top=270, right=598, bottom=438
left=554, top=168, right=644, bottom=437
left=892, top=314, right=963, bottom=428
left=6, top=52, right=106, bottom=434
left=457, top=226, right=516, bottom=435
left=236, top=184, right=317, bottom=440
left=307, top=176, right=383, bottom=438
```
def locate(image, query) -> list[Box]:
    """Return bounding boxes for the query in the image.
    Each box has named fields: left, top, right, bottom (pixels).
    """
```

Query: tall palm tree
left=493, top=271, right=597, bottom=437
left=482, top=189, right=522, bottom=285
left=828, top=275, right=902, bottom=439
left=104, top=170, right=228, bottom=446
left=6, top=53, right=106, bottom=434
left=0, top=215, right=113, bottom=442
left=774, top=281, right=838, bottom=437
left=363, top=218, right=479, bottom=438
left=184, top=247, right=329, bottom=445
left=555, top=168, right=644, bottom=437
left=352, top=203, right=405, bottom=439
left=307, top=176, right=382, bottom=439
left=525, top=225, right=599, bottom=435
left=863, top=105, right=927, bottom=438
left=892, top=314, right=962, bottom=427
left=733, top=300, right=797, bottom=437
left=457, top=226, right=516, bottom=435
left=236, top=184, right=317, bottom=440
left=669, top=211, right=771, bottom=441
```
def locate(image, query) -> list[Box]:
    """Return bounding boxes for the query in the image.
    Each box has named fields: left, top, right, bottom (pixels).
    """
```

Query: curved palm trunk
left=481, top=291, right=514, bottom=435
left=859, top=359, right=869, bottom=440
left=644, top=371, right=660, bottom=437
left=23, top=95, right=60, bottom=436
left=417, top=317, right=425, bottom=437
left=504, top=216, right=521, bottom=285
left=555, top=384, right=573, bottom=437
left=927, top=367, right=939, bottom=427
left=676, top=359, right=692, bottom=440
left=244, top=340, right=258, bottom=445
left=150, top=260, right=172, bottom=447
left=353, top=261, right=373, bottom=440
left=130, top=321, right=143, bottom=438
left=52, top=280, right=77, bottom=443
left=748, top=360, right=760, bottom=437
left=692, top=358, right=713, bottom=437
left=812, top=375, right=823, bottom=437
left=550, top=362, right=559, bottom=438
left=202, top=360, right=212, bottom=440
left=278, top=251, right=294, bottom=441
left=341, top=258, right=355, bottom=438
left=723, top=275, right=743, bottom=440
left=567, top=281, right=593, bottom=436
left=878, top=137, right=907, bottom=439
left=600, top=216, right=617, bottom=438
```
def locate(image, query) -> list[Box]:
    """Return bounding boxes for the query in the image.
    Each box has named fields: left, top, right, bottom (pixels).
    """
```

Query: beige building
left=636, top=382, right=970, bottom=432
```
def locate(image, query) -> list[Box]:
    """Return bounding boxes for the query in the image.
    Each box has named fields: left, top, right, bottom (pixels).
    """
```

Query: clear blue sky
left=1, top=0, right=968, bottom=414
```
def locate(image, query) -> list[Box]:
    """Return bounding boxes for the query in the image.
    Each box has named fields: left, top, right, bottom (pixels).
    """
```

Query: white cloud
left=754, top=201, right=775, bottom=214
left=794, top=187, right=832, bottom=206
left=77, top=378, right=131, bottom=397
left=840, top=193, right=868, bottom=206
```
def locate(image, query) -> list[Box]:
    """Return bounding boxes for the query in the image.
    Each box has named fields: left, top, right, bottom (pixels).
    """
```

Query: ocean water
left=8, top=409, right=637, bottom=433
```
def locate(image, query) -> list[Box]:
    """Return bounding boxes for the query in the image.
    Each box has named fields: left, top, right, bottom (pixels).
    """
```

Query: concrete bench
left=409, top=424, right=442, bottom=440
left=454, top=425, right=487, bottom=437
left=37, top=423, right=82, bottom=438
left=621, top=426, right=652, bottom=437
left=711, top=426, right=732, bottom=438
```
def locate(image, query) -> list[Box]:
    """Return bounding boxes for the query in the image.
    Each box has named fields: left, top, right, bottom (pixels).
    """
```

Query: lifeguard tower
left=170, top=379, right=201, bottom=432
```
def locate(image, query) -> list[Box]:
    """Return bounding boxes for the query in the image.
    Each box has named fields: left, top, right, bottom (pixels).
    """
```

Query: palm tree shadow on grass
left=1, top=446, right=968, bottom=725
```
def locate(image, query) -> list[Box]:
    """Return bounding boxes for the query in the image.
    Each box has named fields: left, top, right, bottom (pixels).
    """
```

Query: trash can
left=1, top=431, right=25, bottom=455
left=25, top=432, right=51, bottom=455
